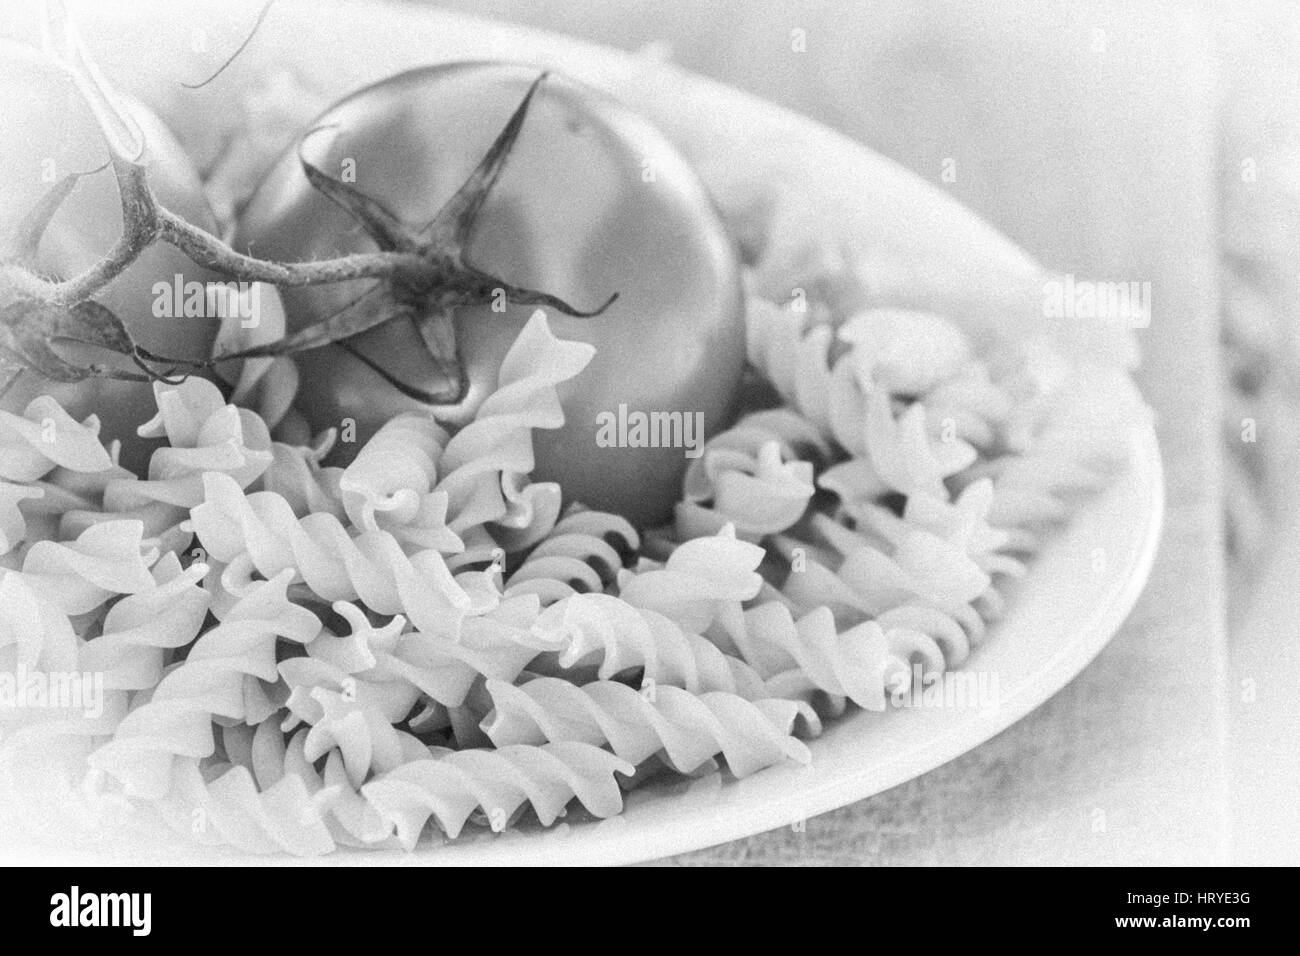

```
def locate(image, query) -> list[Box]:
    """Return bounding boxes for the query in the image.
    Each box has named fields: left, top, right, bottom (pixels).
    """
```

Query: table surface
left=417, top=0, right=1235, bottom=865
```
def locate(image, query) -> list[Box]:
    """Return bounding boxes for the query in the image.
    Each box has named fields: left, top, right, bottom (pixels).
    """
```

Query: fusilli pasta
left=482, top=677, right=811, bottom=778
left=0, top=208, right=1134, bottom=856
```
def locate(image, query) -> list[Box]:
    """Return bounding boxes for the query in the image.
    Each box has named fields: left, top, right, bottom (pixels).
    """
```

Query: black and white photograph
left=0, top=0, right=1291, bottom=895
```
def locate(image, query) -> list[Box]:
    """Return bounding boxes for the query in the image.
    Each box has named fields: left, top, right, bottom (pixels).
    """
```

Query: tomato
left=235, top=62, right=745, bottom=527
left=0, top=43, right=219, bottom=473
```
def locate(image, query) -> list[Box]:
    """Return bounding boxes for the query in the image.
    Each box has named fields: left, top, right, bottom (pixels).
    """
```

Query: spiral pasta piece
left=617, top=526, right=764, bottom=635
left=259, top=439, right=346, bottom=521
left=743, top=296, right=840, bottom=430
left=747, top=297, right=988, bottom=499
left=920, top=363, right=1014, bottom=450
left=77, top=552, right=211, bottom=695
left=88, top=570, right=321, bottom=800
left=162, top=751, right=338, bottom=857
left=483, top=677, right=811, bottom=778
left=434, top=311, right=595, bottom=542
left=0, top=562, right=77, bottom=676
left=505, top=507, right=639, bottom=604
left=278, top=615, right=429, bottom=790
left=337, top=413, right=459, bottom=553
left=0, top=569, right=109, bottom=770
left=0, top=397, right=114, bottom=483
left=678, top=410, right=820, bottom=540
left=169, top=719, right=408, bottom=853
left=530, top=592, right=770, bottom=699
left=781, top=514, right=988, bottom=639
left=829, top=478, right=1024, bottom=583
left=0, top=400, right=116, bottom=558
left=280, top=592, right=556, bottom=717
left=836, top=308, right=974, bottom=398
left=189, top=471, right=495, bottom=640
left=375, top=599, right=558, bottom=708
left=58, top=379, right=274, bottom=553
left=362, top=741, right=633, bottom=849
left=0, top=556, right=205, bottom=792
left=0, top=481, right=47, bottom=558
left=279, top=602, right=417, bottom=730
left=959, top=366, right=1136, bottom=551
left=727, top=603, right=945, bottom=712
left=17, top=520, right=159, bottom=616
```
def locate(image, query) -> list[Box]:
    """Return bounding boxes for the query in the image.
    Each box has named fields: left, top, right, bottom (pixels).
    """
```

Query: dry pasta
left=0, top=250, right=1132, bottom=855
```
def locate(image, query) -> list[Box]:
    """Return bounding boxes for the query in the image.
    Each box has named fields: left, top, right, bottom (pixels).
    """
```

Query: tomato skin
left=0, top=44, right=219, bottom=473
left=236, top=62, right=745, bottom=527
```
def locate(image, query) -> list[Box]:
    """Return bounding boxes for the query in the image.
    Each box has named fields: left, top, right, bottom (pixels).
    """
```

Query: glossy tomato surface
left=0, top=44, right=221, bottom=472
left=236, top=62, right=745, bottom=527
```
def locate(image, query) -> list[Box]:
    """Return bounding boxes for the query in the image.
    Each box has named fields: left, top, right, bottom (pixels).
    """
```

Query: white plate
left=0, top=0, right=1161, bottom=865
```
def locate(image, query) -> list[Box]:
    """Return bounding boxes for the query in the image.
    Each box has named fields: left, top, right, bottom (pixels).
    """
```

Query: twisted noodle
left=617, top=526, right=765, bottom=634
left=0, top=398, right=114, bottom=556
left=17, top=520, right=159, bottom=616
left=746, top=296, right=1000, bottom=500
left=433, top=310, right=595, bottom=549
left=0, top=567, right=78, bottom=677
left=829, top=389, right=977, bottom=502
left=188, top=471, right=495, bottom=640
left=165, top=720, right=405, bottom=854
left=88, top=571, right=321, bottom=800
left=529, top=593, right=770, bottom=699
left=919, top=363, right=1014, bottom=450
left=0, top=397, right=114, bottom=483
left=836, top=308, right=975, bottom=398
left=259, top=440, right=346, bottom=521
left=78, top=553, right=212, bottom=696
left=848, top=479, right=1025, bottom=581
left=724, top=603, right=944, bottom=712
left=337, top=414, right=460, bottom=553
left=279, top=589, right=556, bottom=722
left=961, top=373, right=1136, bottom=551
left=58, top=380, right=274, bottom=554
left=782, top=515, right=989, bottom=635
left=677, top=410, right=821, bottom=540
left=279, top=603, right=419, bottom=745
left=362, top=742, right=633, bottom=849
left=0, top=481, right=43, bottom=558
left=482, top=677, right=811, bottom=778
left=0, top=551, right=208, bottom=807
left=747, top=298, right=1014, bottom=444
left=373, top=597, right=558, bottom=709
left=162, top=755, right=336, bottom=856
left=743, top=296, right=842, bottom=430
left=0, top=570, right=105, bottom=766
left=505, top=508, right=639, bottom=604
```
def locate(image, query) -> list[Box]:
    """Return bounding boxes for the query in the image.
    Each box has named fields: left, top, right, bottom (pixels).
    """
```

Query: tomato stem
left=47, top=158, right=429, bottom=306
left=156, top=210, right=427, bottom=288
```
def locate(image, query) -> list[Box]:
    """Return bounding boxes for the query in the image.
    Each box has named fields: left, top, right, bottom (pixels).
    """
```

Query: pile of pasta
left=0, top=277, right=1133, bottom=854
